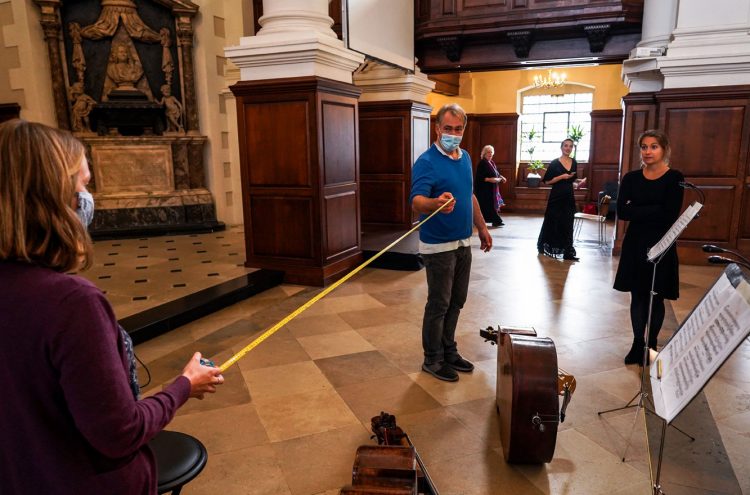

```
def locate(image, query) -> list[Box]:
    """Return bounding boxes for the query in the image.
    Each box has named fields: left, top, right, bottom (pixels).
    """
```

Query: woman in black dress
left=475, top=145, right=506, bottom=227
left=614, top=130, right=684, bottom=365
left=537, top=139, right=580, bottom=260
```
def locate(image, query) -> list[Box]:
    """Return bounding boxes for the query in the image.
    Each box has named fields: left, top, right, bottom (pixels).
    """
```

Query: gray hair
left=481, top=145, right=494, bottom=159
left=435, top=103, right=467, bottom=126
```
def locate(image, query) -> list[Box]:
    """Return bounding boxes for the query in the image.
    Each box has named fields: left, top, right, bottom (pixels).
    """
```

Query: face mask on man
left=440, top=133, right=463, bottom=152
left=76, top=190, right=95, bottom=229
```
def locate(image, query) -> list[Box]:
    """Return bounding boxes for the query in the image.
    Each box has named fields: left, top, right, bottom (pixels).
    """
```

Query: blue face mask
left=76, top=190, right=95, bottom=229
left=440, top=133, right=462, bottom=152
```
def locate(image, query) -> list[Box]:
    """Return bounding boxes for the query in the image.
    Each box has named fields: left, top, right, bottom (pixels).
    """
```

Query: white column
left=224, top=0, right=363, bottom=83
left=660, top=0, right=750, bottom=88
left=353, top=60, right=435, bottom=103
left=621, top=0, right=681, bottom=92
left=620, top=0, right=750, bottom=92
left=638, top=0, right=678, bottom=51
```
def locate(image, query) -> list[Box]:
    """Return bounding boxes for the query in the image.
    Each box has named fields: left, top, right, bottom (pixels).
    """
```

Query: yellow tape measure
left=218, top=198, right=455, bottom=372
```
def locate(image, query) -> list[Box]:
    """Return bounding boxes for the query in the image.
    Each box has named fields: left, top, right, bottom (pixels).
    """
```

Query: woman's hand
left=181, top=352, right=224, bottom=400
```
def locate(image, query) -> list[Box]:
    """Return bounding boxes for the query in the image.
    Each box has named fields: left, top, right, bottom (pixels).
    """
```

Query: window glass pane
left=542, top=112, right=570, bottom=143
left=521, top=90, right=593, bottom=162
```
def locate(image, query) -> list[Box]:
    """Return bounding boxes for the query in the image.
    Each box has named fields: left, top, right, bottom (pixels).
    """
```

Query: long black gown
left=475, top=158, right=503, bottom=224
left=614, top=168, right=684, bottom=299
left=537, top=158, right=577, bottom=257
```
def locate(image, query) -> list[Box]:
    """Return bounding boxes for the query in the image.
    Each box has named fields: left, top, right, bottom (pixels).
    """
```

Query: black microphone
left=679, top=181, right=697, bottom=189
left=708, top=255, right=750, bottom=271
left=707, top=255, right=733, bottom=265
left=703, top=244, right=750, bottom=268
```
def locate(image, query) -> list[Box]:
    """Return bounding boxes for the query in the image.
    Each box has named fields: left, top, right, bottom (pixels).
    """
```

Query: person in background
left=0, top=120, right=224, bottom=494
left=614, top=129, right=684, bottom=365
left=475, top=144, right=507, bottom=227
left=410, top=103, right=492, bottom=382
left=537, top=138, right=584, bottom=261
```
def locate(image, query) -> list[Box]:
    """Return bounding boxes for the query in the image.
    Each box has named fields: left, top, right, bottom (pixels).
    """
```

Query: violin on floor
left=480, top=325, right=576, bottom=463
left=340, top=412, right=439, bottom=495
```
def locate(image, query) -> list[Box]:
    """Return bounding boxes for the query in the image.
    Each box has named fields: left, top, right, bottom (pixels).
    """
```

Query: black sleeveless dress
left=613, top=168, right=685, bottom=299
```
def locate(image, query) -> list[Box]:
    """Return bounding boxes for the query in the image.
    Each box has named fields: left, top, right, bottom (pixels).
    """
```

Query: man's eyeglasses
left=441, top=125, right=464, bottom=134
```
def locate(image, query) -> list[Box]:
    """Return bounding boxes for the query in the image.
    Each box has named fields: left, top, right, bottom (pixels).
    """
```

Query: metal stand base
left=598, top=261, right=695, bottom=494
left=597, top=390, right=695, bottom=460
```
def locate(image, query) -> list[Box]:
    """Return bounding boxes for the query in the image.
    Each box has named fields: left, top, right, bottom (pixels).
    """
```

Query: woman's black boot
left=647, top=332, right=659, bottom=351
left=624, top=340, right=645, bottom=365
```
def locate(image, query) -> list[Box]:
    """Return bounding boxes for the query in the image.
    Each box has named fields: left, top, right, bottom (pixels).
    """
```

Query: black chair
left=150, top=430, right=207, bottom=495
left=600, top=181, right=619, bottom=219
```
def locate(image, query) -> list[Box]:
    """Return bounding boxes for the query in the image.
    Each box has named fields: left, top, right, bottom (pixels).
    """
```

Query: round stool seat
left=150, top=430, right=207, bottom=494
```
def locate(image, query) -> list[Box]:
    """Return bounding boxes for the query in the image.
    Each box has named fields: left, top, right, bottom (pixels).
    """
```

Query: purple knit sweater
left=0, top=261, right=190, bottom=494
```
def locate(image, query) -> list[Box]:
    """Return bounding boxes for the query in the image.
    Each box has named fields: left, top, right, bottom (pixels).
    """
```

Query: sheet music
left=651, top=265, right=750, bottom=423
left=647, top=202, right=703, bottom=261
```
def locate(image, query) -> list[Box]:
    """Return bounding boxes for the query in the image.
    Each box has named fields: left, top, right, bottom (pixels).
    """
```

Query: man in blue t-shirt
left=410, top=103, right=492, bottom=382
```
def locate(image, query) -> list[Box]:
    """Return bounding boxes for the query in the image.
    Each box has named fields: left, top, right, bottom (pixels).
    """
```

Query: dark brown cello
left=340, top=412, right=439, bottom=495
left=480, top=326, right=575, bottom=463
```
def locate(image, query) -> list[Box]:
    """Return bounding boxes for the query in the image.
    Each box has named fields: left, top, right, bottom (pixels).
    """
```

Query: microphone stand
left=679, top=181, right=705, bottom=207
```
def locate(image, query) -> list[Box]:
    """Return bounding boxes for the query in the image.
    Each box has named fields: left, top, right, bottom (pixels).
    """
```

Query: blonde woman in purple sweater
left=0, top=120, right=224, bottom=494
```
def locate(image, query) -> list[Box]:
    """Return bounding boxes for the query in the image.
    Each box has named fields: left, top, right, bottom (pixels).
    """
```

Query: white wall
left=0, top=0, right=55, bottom=124
left=191, top=0, right=254, bottom=226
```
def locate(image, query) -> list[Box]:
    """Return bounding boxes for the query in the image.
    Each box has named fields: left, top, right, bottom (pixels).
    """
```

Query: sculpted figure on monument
left=69, top=22, right=86, bottom=83
left=107, top=43, right=144, bottom=91
left=69, top=82, right=96, bottom=133
left=160, top=27, right=174, bottom=86
left=158, top=84, right=184, bottom=133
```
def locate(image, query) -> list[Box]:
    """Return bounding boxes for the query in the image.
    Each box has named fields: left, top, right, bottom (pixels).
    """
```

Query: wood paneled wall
left=588, top=109, right=623, bottom=202
left=359, top=101, right=432, bottom=230
left=231, top=77, right=362, bottom=286
left=432, top=110, right=615, bottom=212
left=619, top=86, right=750, bottom=263
left=470, top=113, right=519, bottom=205
left=415, top=0, right=643, bottom=73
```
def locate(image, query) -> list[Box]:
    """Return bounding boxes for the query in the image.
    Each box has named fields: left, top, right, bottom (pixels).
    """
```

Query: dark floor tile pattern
left=78, top=225, right=254, bottom=320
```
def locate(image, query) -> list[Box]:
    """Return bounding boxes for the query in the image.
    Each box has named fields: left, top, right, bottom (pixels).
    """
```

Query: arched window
left=519, top=84, right=593, bottom=162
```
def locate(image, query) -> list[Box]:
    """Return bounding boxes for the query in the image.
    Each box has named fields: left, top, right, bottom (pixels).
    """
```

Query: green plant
left=567, top=124, right=585, bottom=143
left=523, top=127, right=545, bottom=174
left=527, top=159, right=545, bottom=173
left=567, top=125, right=585, bottom=158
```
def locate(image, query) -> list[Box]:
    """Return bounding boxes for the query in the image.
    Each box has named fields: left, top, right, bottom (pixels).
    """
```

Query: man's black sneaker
left=422, top=362, right=459, bottom=382
left=447, top=355, right=474, bottom=372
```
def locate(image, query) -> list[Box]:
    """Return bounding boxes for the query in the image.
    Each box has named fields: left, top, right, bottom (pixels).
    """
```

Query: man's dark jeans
left=421, top=246, right=472, bottom=365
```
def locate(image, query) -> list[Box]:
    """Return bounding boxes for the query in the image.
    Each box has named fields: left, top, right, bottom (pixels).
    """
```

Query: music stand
left=598, top=201, right=703, bottom=463
left=648, top=263, right=750, bottom=494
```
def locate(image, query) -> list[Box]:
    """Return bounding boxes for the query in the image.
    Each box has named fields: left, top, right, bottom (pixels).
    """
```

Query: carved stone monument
left=34, top=0, right=222, bottom=237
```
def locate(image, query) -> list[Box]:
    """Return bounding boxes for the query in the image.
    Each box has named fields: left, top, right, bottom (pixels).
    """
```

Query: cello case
left=497, top=328, right=559, bottom=463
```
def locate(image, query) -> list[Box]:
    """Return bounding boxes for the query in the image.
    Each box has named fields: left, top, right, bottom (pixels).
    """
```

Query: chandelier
left=533, top=70, right=567, bottom=89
